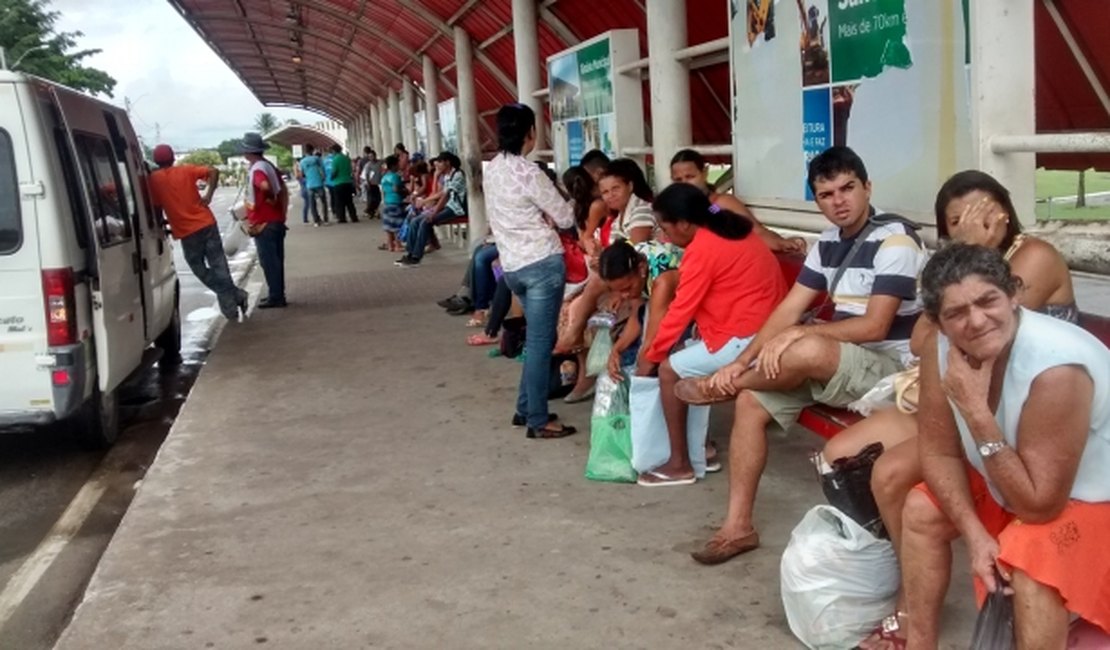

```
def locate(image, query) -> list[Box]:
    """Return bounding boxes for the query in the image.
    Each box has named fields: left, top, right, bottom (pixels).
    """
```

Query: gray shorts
left=751, top=342, right=904, bottom=431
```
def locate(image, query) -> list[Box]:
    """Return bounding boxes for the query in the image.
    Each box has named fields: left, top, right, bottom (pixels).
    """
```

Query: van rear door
left=0, top=81, right=51, bottom=415
left=52, top=88, right=145, bottom=394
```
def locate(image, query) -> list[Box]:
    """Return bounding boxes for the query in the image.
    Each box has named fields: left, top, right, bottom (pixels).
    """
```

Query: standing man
left=323, top=146, right=338, bottom=219
left=148, top=144, right=248, bottom=320
left=675, top=146, right=926, bottom=565
left=327, top=144, right=359, bottom=223
left=237, top=132, right=289, bottom=309
left=359, top=147, right=381, bottom=219
left=299, top=143, right=328, bottom=226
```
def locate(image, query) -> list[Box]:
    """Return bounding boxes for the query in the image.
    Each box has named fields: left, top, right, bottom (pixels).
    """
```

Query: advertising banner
left=732, top=0, right=972, bottom=217
left=438, top=99, right=458, bottom=154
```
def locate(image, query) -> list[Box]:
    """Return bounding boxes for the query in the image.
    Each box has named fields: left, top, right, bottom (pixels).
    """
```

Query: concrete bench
left=774, top=253, right=1110, bottom=442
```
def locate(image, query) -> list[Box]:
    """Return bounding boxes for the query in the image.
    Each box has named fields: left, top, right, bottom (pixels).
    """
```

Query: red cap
left=152, top=144, right=175, bottom=165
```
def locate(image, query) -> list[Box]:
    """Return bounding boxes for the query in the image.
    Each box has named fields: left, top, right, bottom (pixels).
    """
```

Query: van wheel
left=156, top=302, right=182, bottom=367
left=72, top=385, right=120, bottom=449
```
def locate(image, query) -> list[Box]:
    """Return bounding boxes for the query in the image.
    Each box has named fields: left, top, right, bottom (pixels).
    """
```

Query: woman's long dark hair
left=496, top=103, right=535, bottom=156
left=602, top=158, right=653, bottom=201
left=934, top=170, right=1022, bottom=250
left=653, top=182, right=752, bottom=240
left=562, top=166, right=596, bottom=230
left=670, top=148, right=706, bottom=170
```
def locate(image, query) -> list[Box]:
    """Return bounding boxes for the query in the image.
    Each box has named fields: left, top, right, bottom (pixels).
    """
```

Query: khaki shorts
left=751, top=342, right=904, bottom=431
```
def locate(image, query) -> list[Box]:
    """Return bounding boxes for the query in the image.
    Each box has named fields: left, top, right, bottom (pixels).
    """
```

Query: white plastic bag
left=846, top=372, right=896, bottom=416
left=781, top=505, right=900, bottom=649
left=628, top=376, right=709, bottom=478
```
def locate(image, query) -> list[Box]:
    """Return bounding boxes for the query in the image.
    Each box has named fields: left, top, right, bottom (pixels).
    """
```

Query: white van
left=0, top=71, right=179, bottom=447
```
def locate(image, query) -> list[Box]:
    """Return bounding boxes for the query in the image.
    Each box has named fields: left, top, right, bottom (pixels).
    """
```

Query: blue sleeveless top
left=938, top=308, right=1110, bottom=508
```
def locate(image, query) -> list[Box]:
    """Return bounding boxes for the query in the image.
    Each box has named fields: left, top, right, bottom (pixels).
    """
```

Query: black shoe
left=394, top=256, right=411, bottom=266
left=437, top=295, right=461, bottom=309
left=442, top=296, right=471, bottom=312
left=257, top=298, right=288, bottom=309
left=397, top=256, right=420, bottom=268
left=526, top=424, right=578, bottom=439
left=446, top=304, right=474, bottom=316
left=512, top=413, right=558, bottom=428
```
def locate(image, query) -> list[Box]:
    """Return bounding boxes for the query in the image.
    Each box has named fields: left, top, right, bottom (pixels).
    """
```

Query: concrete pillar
left=372, top=99, right=386, bottom=156
left=970, top=0, right=1036, bottom=223
left=423, top=55, right=442, bottom=155
left=388, top=89, right=402, bottom=153
left=512, top=0, right=545, bottom=156
left=401, top=77, right=417, bottom=153
left=646, top=0, right=692, bottom=190
left=454, top=26, right=486, bottom=252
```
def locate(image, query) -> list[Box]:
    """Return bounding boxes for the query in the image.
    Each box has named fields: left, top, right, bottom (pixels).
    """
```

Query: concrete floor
left=53, top=217, right=989, bottom=649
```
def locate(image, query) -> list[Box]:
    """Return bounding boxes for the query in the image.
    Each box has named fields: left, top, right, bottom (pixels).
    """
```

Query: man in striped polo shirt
left=676, top=146, right=927, bottom=565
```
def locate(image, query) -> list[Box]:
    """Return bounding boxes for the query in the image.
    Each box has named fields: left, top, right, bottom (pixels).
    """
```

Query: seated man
left=675, top=145, right=926, bottom=564
left=901, top=243, right=1110, bottom=648
left=397, top=153, right=466, bottom=268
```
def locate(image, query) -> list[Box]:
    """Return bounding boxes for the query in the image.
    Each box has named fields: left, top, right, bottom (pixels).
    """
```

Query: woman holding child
left=822, top=170, right=1077, bottom=648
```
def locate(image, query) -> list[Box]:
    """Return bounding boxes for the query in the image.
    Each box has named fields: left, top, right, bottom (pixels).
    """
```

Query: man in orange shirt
left=148, top=144, right=248, bottom=320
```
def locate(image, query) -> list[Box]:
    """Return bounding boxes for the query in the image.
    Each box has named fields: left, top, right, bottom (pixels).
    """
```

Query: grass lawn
left=1034, top=169, right=1110, bottom=221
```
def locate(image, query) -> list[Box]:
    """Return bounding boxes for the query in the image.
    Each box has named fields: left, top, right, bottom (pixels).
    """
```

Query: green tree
left=254, top=112, right=279, bottom=134
left=267, top=142, right=293, bottom=172
left=0, top=0, right=116, bottom=96
left=214, top=137, right=240, bottom=162
left=180, top=150, right=223, bottom=167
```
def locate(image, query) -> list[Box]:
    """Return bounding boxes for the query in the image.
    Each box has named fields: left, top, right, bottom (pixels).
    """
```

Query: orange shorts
left=915, top=468, right=1110, bottom=634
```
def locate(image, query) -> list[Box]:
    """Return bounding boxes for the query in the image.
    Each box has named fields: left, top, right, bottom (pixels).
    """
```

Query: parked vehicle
left=0, top=71, right=179, bottom=447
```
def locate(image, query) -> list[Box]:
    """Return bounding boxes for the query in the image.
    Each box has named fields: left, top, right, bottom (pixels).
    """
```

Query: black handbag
left=816, top=442, right=888, bottom=539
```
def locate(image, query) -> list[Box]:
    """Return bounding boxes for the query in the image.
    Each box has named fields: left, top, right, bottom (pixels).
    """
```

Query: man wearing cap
left=148, top=144, right=248, bottom=320
left=396, top=152, right=466, bottom=268
left=238, top=132, right=289, bottom=309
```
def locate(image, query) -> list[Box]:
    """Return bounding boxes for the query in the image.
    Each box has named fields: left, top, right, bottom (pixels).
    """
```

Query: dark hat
left=235, top=132, right=270, bottom=154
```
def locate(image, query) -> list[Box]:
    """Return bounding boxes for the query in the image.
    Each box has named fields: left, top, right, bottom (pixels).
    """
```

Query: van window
left=102, top=112, right=141, bottom=229
left=0, top=129, right=22, bottom=255
left=74, top=134, right=133, bottom=247
left=53, top=128, right=90, bottom=249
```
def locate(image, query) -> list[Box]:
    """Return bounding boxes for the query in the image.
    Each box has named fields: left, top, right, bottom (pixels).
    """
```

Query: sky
left=52, top=0, right=326, bottom=149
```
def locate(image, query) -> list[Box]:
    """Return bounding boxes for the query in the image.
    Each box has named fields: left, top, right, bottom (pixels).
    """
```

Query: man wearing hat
left=238, top=132, right=289, bottom=308
left=148, top=143, right=248, bottom=320
left=396, top=152, right=466, bottom=267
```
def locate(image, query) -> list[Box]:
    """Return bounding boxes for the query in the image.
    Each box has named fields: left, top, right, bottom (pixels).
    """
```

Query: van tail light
left=42, top=268, right=77, bottom=347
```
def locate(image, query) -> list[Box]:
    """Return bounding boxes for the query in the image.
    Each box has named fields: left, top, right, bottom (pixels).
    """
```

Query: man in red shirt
left=148, top=144, right=247, bottom=320
left=237, top=132, right=289, bottom=308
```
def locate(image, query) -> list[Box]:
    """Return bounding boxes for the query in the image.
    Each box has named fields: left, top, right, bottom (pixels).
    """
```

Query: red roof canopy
left=169, top=0, right=1109, bottom=169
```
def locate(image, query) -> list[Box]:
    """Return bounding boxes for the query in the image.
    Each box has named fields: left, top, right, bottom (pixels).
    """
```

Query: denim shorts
left=668, top=335, right=754, bottom=379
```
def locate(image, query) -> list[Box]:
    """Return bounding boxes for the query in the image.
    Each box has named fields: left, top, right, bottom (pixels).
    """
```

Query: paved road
left=0, top=186, right=253, bottom=649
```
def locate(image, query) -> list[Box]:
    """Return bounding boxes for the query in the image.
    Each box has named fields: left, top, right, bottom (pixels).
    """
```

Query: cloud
left=51, top=0, right=328, bottom=149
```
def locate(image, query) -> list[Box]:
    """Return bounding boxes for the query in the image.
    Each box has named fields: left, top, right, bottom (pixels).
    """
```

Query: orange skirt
left=915, top=468, right=1110, bottom=634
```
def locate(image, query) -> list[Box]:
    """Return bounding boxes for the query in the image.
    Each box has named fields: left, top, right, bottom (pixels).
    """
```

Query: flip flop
left=636, top=470, right=697, bottom=487
left=467, top=334, right=498, bottom=346
left=563, top=385, right=595, bottom=404
left=705, top=460, right=722, bottom=473
left=690, top=531, right=761, bottom=565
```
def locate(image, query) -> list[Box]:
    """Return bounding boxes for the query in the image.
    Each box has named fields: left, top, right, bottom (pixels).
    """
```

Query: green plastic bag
left=585, top=325, right=613, bottom=377
left=585, top=374, right=637, bottom=483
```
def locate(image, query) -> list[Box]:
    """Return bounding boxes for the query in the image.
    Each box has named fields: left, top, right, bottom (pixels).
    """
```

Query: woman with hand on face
left=825, top=170, right=1078, bottom=649
left=669, top=149, right=807, bottom=255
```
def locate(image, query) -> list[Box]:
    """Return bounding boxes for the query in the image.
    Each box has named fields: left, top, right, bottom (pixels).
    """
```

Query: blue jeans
left=504, top=254, right=566, bottom=429
left=254, top=223, right=287, bottom=302
left=407, top=207, right=460, bottom=261
left=307, top=186, right=328, bottom=222
left=181, top=224, right=247, bottom=319
left=299, top=185, right=310, bottom=223
left=471, top=243, right=499, bottom=310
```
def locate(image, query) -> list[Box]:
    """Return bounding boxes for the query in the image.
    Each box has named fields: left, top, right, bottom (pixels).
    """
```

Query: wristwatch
left=978, top=441, right=1008, bottom=458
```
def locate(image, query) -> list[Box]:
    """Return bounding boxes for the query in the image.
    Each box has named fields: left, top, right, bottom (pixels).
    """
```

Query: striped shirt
left=796, top=213, right=926, bottom=364
left=612, top=194, right=657, bottom=242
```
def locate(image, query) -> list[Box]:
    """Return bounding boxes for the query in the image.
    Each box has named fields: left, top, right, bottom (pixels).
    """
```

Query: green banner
left=829, top=0, right=912, bottom=82
left=577, top=39, right=613, bottom=118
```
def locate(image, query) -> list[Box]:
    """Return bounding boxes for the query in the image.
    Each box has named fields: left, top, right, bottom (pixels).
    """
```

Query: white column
left=512, top=0, right=545, bottom=157
left=388, top=89, right=402, bottom=153
left=455, top=26, right=486, bottom=252
left=423, top=54, right=442, bottom=155
left=970, top=0, right=1036, bottom=224
left=401, top=77, right=417, bottom=153
left=372, top=99, right=386, bottom=155
left=646, top=0, right=691, bottom=190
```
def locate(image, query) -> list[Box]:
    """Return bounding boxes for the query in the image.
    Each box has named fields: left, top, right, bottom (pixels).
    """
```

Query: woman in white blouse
left=483, top=104, right=578, bottom=438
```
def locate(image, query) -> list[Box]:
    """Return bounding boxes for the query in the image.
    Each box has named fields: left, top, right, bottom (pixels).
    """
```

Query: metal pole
left=401, top=77, right=418, bottom=153
left=512, top=0, right=545, bottom=157
left=423, top=55, right=443, bottom=155
left=970, top=0, right=1036, bottom=225
left=388, top=90, right=402, bottom=153
left=454, top=26, right=487, bottom=253
left=646, top=0, right=691, bottom=190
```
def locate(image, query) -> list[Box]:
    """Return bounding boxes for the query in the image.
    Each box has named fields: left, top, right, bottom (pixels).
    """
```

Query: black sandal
left=512, top=413, right=558, bottom=428
left=526, top=424, right=578, bottom=439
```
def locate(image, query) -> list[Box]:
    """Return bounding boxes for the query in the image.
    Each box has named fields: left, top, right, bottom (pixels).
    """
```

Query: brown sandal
left=526, top=424, right=578, bottom=439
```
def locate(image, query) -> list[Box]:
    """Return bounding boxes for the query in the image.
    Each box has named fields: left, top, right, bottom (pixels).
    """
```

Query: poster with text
left=438, top=99, right=458, bottom=154
left=549, top=52, right=582, bottom=121
left=548, top=36, right=619, bottom=171
left=732, top=0, right=972, bottom=216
